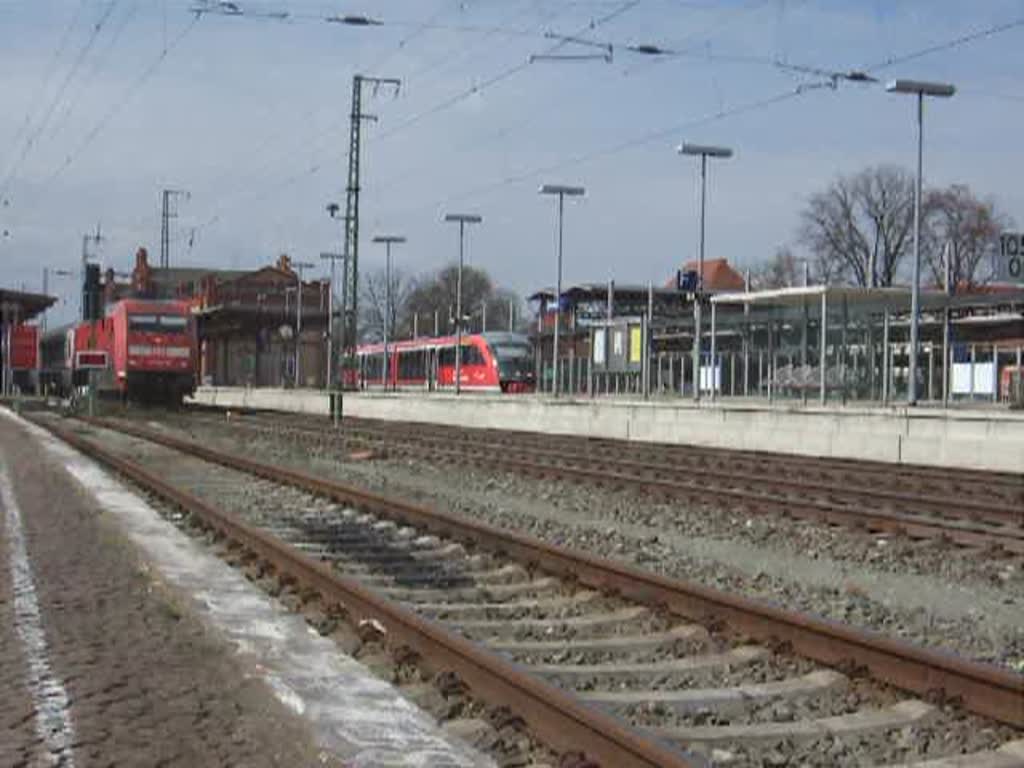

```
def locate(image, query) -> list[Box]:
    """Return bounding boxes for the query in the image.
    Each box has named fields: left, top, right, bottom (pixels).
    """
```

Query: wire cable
left=0, top=1, right=120, bottom=201
left=45, top=15, right=200, bottom=183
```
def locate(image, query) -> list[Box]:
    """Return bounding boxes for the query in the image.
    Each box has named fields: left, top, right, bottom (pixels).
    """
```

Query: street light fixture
left=443, top=213, right=483, bottom=395
left=292, top=261, right=316, bottom=389
left=41, top=267, right=75, bottom=333
left=678, top=142, right=733, bottom=402
left=886, top=78, right=955, bottom=405
left=372, top=235, right=405, bottom=391
left=538, top=184, right=585, bottom=397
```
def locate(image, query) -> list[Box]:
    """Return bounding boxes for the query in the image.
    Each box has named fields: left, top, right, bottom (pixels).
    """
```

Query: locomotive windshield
left=129, top=314, right=188, bottom=333
left=492, top=342, right=531, bottom=360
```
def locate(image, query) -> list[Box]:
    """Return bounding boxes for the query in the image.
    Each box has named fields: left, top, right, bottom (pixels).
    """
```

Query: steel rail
left=345, top=417, right=1024, bottom=507
left=277, top=417, right=1021, bottom=527
left=81, top=416, right=1024, bottom=729
left=193, top=413, right=1024, bottom=553
left=336, top=413, right=1024, bottom=502
left=35, top=415, right=699, bottom=768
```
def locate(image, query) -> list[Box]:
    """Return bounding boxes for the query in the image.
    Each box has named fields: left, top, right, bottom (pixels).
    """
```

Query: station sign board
left=996, top=232, right=1024, bottom=283
left=75, top=350, right=108, bottom=369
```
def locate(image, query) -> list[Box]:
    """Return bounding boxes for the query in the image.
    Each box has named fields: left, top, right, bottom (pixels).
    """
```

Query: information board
left=996, top=232, right=1024, bottom=283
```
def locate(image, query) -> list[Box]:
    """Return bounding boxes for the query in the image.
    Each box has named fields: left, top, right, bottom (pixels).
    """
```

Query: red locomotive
left=354, top=332, right=534, bottom=393
left=40, top=299, right=196, bottom=404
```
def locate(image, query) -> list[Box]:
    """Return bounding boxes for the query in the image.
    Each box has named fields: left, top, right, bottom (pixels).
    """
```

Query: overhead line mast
left=340, top=74, right=400, bottom=381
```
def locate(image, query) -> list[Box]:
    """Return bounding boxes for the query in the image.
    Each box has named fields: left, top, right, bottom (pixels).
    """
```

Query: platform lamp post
left=886, top=79, right=955, bottom=406
left=538, top=185, right=585, bottom=397
left=41, top=267, right=74, bottom=334
left=372, top=236, right=405, bottom=391
left=292, top=261, right=315, bottom=389
left=678, top=143, right=732, bottom=401
left=443, top=214, right=483, bottom=395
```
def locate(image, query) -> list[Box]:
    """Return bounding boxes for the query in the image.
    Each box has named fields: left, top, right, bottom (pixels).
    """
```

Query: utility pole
left=443, top=214, right=483, bottom=395
left=160, top=188, right=188, bottom=269
left=80, top=224, right=104, bottom=322
left=292, top=261, right=315, bottom=388
left=320, top=249, right=347, bottom=390
left=371, top=236, right=405, bottom=391
left=341, top=74, right=401, bottom=378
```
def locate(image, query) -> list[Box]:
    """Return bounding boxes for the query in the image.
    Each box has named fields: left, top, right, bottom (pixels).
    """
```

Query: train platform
left=189, top=387, right=1024, bottom=473
left=0, top=408, right=493, bottom=767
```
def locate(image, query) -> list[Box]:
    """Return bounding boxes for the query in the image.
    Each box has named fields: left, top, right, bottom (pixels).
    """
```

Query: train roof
left=105, top=298, right=192, bottom=315
left=357, top=331, right=530, bottom=354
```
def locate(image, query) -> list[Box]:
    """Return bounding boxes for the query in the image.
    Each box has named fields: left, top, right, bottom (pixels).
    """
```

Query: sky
left=1, top=0, right=1023, bottom=325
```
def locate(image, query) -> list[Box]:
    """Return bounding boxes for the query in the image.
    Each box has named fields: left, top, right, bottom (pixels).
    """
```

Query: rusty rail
left=76, top=416, right=1024, bottom=729
left=194, top=412, right=1024, bottom=553
left=35, top=415, right=699, bottom=768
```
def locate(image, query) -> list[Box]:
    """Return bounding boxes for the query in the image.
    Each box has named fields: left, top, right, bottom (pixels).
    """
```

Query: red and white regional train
left=40, top=299, right=196, bottom=404
left=353, top=332, right=535, bottom=393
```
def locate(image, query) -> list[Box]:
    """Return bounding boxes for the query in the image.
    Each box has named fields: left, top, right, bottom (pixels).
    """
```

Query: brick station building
left=105, top=248, right=329, bottom=388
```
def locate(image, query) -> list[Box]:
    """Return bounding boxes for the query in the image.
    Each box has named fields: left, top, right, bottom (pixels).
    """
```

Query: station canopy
left=711, top=284, right=1024, bottom=321
left=0, top=288, right=57, bottom=323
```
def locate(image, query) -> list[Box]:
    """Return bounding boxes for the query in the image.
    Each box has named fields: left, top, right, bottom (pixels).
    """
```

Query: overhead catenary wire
left=370, top=0, right=643, bottom=145
left=45, top=15, right=201, bottom=184
left=44, top=1, right=142, bottom=146
left=0, top=0, right=88, bottom=193
left=0, top=0, right=121, bottom=202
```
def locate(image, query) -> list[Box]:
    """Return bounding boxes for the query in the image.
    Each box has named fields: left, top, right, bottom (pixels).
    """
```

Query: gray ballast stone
left=414, top=591, right=600, bottom=620
left=580, top=669, right=846, bottom=714
left=488, top=624, right=708, bottom=654
left=530, top=645, right=767, bottom=684
left=453, top=606, right=649, bottom=639
left=887, top=740, right=1024, bottom=768
left=658, top=699, right=935, bottom=745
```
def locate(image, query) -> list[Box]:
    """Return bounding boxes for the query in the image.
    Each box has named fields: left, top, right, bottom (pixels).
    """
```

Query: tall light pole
left=443, top=213, right=482, bottom=395
left=41, top=267, right=74, bottom=334
left=292, top=261, right=315, bottom=388
left=372, top=235, right=405, bottom=391
left=678, top=143, right=732, bottom=402
left=324, top=202, right=350, bottom=392
left=886, top=79, right=955, bottom=406
left=538, top=185, right=584, bottom=397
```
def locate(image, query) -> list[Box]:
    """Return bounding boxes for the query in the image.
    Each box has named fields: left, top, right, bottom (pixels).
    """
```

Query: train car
left=108, top=299, right=196, bottom=403
left=354, top=332, right=534, bottom=393
left=8, top=324, right=40, bottom=392
left=38, top=300, right=196, bottom=404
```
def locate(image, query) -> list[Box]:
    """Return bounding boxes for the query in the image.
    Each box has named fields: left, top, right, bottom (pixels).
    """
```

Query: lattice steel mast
left=340, top=74, right=400, bottom=379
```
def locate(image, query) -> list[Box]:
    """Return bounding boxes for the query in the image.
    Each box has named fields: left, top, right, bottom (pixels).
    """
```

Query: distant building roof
left=672, top=258, right=746, bottom=292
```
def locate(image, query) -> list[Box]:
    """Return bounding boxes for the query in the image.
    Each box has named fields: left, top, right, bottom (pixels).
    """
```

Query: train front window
left=461, top=345, right=484, bottom=365
left=129, top=314, right=188, bottom=333
left=492, top=343, right=531, bottom=360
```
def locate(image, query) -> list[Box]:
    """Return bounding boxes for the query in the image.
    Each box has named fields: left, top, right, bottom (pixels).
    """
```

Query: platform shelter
left=0, top=288, right=56, bottom=396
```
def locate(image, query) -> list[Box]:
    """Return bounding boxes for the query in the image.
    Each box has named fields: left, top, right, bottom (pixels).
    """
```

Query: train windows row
left=361, top=344, right=486, bottom=381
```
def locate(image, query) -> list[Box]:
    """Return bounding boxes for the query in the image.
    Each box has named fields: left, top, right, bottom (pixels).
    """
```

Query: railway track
left=26, top=412, right=1024, bottom=767
left=179, top=408, right=1024, bottom=554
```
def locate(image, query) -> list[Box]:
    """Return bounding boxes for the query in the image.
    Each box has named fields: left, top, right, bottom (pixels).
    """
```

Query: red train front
left=353, top=332, right=535, bottom=393
left=40, top=299, right=196, bottom=404
left=111, top=300, right=195, bottom=403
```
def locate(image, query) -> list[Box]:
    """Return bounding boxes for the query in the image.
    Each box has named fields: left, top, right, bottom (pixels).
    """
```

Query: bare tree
left=923, top=184, right=1010, bottom=289
left=402, top=264, right=523, bottom=336
left=751, top=246, right=804, bottom=289
left=358, top=266, right=412, bottom=343
left=798, top=166, right=915, bottom=287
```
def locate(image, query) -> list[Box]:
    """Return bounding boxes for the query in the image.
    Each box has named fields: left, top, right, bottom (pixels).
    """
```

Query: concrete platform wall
left=190, top=387, right=1024, bottom=472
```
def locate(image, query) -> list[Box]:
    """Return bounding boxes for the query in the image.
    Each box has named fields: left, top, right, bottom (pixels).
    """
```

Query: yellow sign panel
left=629, top=326, right=642, bottom=363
